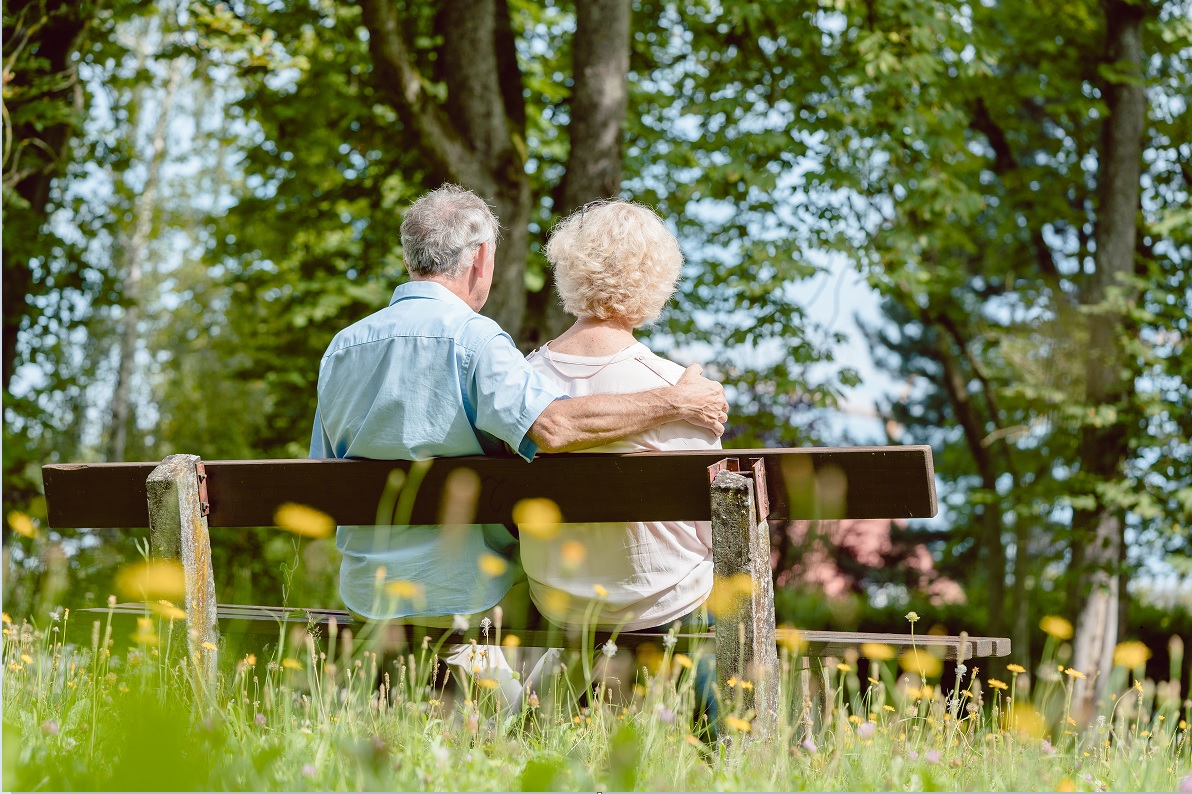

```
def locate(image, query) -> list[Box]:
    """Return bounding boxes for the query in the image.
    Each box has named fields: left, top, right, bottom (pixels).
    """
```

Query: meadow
left=3, top=598, right=1188, bottom=792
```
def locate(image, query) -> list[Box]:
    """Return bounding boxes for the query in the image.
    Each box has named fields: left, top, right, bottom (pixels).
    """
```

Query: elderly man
left=309, top=184, right=726, bottom=706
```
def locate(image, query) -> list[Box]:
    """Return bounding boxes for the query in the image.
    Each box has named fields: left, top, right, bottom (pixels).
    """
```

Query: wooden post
left=710, top=468, right=779, bottom=737
left=147, top=454, right=219, bottom=681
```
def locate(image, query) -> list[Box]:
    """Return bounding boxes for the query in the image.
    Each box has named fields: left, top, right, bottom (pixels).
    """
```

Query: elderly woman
left=522, top=200, right=721, bottom=634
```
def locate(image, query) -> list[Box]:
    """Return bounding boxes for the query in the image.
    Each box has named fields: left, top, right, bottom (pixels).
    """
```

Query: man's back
left=310, top=280, right=563, bottom=619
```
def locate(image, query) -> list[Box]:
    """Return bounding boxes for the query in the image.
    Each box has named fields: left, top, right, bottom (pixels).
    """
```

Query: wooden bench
left=42, top=446, right=1009, bottom=733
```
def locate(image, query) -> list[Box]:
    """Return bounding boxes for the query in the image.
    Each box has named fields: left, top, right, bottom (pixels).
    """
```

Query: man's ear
left=471, top=241, right=491, bottom=279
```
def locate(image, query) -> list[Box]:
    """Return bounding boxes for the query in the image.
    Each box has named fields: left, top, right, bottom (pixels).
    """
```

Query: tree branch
left=358, top=0, right=487, bottom=189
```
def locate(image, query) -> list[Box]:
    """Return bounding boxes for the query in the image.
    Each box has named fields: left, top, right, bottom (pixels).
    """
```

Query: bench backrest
left=42, top=445, right=936, bottom=529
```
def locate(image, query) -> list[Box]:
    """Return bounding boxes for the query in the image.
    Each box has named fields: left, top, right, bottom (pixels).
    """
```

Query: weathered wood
left=43, top=446, right=937, bottom=529
left=710, top=470, right=779, bottom=736
left=147, top=455, right=219, bottom=681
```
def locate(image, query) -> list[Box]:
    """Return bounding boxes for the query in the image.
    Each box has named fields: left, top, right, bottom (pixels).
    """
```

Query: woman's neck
left=547, top=316, right=638, bottom=356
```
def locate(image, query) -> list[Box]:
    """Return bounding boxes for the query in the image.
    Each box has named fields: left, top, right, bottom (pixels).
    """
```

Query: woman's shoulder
left=630, top=347, right=693, bottom=385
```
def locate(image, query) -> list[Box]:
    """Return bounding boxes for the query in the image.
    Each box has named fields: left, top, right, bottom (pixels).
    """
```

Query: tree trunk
left=522, top=0, right=632, bottom=345
left=1070, top=0, right=1146, bottom=718
left=109, top=58, right=183, bottom=461
left=360, top=0, right=631, bottom=350
left=2, top=2, right=94, bottom=391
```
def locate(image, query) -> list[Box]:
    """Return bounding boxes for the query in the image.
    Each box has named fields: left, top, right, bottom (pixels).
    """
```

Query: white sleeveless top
left=522, top=342, right=720, bottom=631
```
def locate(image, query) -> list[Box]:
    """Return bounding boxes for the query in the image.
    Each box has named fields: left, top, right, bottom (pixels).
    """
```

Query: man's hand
left=672, top=364, right=728, bottom=436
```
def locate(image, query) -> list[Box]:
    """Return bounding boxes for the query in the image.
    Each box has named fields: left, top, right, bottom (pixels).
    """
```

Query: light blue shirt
left=309, top=281, right=565, bottom=619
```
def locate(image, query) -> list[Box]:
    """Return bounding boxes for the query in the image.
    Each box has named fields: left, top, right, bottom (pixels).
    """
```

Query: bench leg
left=147, top=454, right=219, bottom=684
left=710, top=470, right=779, bottom=738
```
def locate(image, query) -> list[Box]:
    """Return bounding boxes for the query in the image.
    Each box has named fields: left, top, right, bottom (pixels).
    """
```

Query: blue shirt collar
left=389, top=279, right=472, bottom=311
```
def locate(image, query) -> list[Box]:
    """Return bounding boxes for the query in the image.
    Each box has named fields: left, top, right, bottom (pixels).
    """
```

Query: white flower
left=601, top=640, right=617, bottom=658
left=480, top=617, right=492, bottom=637
left=48, top=610, right=61, bottom=622
left=452, top=614, right=470, bottom=633
left=954, top=663, right=967, bottom=679
left=663, top=633, right=677, bottom=649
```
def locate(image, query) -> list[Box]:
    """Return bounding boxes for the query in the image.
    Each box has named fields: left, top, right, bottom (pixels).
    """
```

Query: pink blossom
left=801, top=738, right=818, bottom=754
left=1177, top=774, right=1192, bottom=792
left=925, top=749, right=941, bottom=764
left=856, top=721, right=876, bottom=739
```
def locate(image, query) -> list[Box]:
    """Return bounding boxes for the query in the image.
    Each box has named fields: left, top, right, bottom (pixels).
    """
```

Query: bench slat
left=43, top=446, right=936, bottom=529
left=85, top=603, right=1008, bottom=659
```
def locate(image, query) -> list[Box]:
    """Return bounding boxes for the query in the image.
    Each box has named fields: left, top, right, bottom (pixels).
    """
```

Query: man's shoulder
left=322, top=299, right=506, bottom=358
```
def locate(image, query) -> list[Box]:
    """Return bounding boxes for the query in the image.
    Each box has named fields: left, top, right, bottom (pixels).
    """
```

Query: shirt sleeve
left=309, top=406, right=334, bottom=459
left=469, top=331, right=566, bottom=462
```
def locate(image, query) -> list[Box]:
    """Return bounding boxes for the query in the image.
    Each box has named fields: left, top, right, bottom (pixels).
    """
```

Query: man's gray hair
left=400, top=184, right=501, bottom=278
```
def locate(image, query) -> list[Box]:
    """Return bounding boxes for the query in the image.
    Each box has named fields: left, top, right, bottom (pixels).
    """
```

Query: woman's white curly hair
left=546, top=200, right=683, bottom=328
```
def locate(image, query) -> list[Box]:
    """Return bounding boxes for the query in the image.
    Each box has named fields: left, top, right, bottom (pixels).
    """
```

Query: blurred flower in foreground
left=1177, top=774, right=1192, bottom=793
left=8, top=511, right=38, bottom=539
left=150, top=600, right=187, bottom=621
left=725, top=716, right=751, bottom=733
left=924, top=750, right=941, bottom=764
left=860, top=642, right=895, bottom=661
left=856, top=721, right=876, bottom=739
left=1040, top=615, right=1073, bottom=640
left=274, top=503, right=334, bottom=539
left=116, top=560, right=186, bottom=601
left=478, top=554, right=507, bottom=577
left=512, top=498, right=562, bottom=539
left=801, top=738, right=817, bottom=754
left=900, top=648, right=943, bottom=678
left=1112, top=640, right=1150, bottom=669
left=385, top=580, right=423, bottom=600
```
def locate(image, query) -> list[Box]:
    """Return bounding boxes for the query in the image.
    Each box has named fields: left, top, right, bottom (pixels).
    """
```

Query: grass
left=2, top=603, right=1189, bottom=791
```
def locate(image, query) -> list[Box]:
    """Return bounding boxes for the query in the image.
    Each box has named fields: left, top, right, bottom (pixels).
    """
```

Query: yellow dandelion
left=149, top=600, right=187, bottom=621
left=281, top=658, right=302, bottom=670
left=988, top=678, right=1008, bottom=690
left=501, top=634, right=520, bottom=648
left=1112, top=641, right=1151, bottom=669
left=478, top=553, right=508, bottom=577
left=726, top=675, right=740, bottom=688
left=512, top=498, right=562, bottom=540
left=592, top=584, right=608, bottom=599
left=474, top=677, right=499, bottom=690
left=860, top=642, right=896, bottom=661
left=740, top=680, right=753, bottom=691
left=20, top=653, right=33, bottom=664
left=1039, top=615, right=1073, bottom=640
left=1006, top=663, right=1026, bottom=674
left=899, top=649, right=943, bottom=678
left=777, top=625, right=806, bottom=654
left=1, top=613, right=11, bottom=624
left=725, top=716, right=751, bottom=733
left=706, top=573, right=753, bottom=616
left=541, top=588, right=570, bottom=615
left=245, top=654, right=257, bottom=665
left=202, top=641, right=218, bottom=651
left=883, top=705, right=896, bottom=712
left=116, top=560, right=186, bottom=601
left=1063, top=667, right=1085, bottom=680
left=560, top=540, right=586, bottom=566
left=8, top=511, right=38, bottom=539
left=385, top=580, right=424, bottom=600
left=1008, top=704, right=1046, bottom=739
left=674, top=654, right=693, bottom=670
left=837, top=662, right=853, bottom=673
left=273, top=503, right=334, bottom=539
